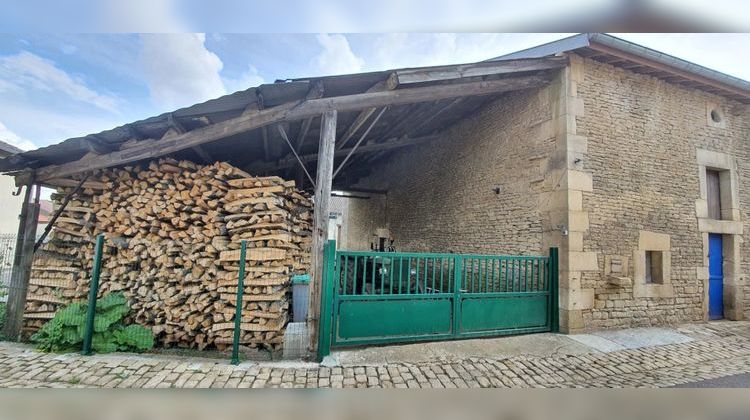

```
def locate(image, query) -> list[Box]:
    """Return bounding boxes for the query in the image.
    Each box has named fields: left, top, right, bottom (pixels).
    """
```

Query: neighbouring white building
left=0, top=140, right=24, bottom=235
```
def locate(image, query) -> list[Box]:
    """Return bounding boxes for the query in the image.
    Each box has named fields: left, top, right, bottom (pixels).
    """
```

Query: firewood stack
left=22, top=182, right=101, bottom=335
left=210, top=176, right=313, bottom=351
left=22, top=159, right=313, bottom=352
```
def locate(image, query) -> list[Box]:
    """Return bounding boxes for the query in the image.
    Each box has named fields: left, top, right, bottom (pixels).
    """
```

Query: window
left=706, top=169, right=722, bottom=220
left=645, top=251, right=664, bottom=284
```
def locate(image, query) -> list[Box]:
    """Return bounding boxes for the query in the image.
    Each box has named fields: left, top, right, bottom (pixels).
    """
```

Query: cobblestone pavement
left=1, top=322, right=749, bottom=388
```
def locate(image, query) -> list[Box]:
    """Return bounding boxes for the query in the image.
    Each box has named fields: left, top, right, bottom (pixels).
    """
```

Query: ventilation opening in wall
left=710, top=109, right=723, bottom=123
left=707, top=104, right=726, bottom=128
left=645, top=250, right=664, bottom=284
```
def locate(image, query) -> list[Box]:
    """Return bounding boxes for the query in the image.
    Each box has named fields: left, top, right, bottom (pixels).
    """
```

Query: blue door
left=708, top=234, right=724, bottom=320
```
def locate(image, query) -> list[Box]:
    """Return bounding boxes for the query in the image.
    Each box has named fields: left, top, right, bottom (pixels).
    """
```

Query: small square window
left=645, top=251, right=664, bottom=284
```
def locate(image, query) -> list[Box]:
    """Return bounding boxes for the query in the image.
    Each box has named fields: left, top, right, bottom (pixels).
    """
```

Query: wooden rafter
left=409, top=97, right=464, bottom=135
left=336, top=80, right=391, bottom=150
left=251, top=133, right=437, bottom=172
left=168, top=113, right=213, bottom=164
left=332, top=107, right=387, bottom=179
left=29, top=74, right=553, bottom=181
left=386, top=56, right=568, bottom=88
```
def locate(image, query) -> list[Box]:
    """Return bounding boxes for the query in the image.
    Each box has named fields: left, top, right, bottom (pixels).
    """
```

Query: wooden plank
left=336, top=81, right=390, bottom=150
left=294, top=82, right=325, bottom=151
left=251, top=134, right=437, bottom=172
left=32, top=75, right=552, bottom=181
left=387, top=56, right=568, bottom=88
left=333, top=107, right=387, bottom=179
left=218, top=247, right=287, bottom=262
left=3, top=185, right=41, bottom=340
left=44, top=178, right=106, bottom=190
left=308, top=110, right=336, bottom=352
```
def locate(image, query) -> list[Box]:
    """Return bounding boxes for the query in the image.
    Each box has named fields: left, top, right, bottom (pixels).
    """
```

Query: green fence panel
left=325, top=245, right=560, bottom=349
left=316, top=240, right=337, bottom=362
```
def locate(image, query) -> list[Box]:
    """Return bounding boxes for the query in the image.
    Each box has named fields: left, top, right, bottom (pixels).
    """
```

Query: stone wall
left=576, top=55, right=750, bottom=328
left=330, top=194, right=387, bottom=251
left=350, top=87, right=554, bottom=256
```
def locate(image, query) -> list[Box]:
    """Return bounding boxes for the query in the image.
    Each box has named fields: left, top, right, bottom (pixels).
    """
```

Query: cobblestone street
left=1, top=322, right=749, bottom=388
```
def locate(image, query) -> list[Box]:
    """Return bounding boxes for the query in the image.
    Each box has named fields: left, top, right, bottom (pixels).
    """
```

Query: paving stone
left=3, top=322, right=750, bottom=388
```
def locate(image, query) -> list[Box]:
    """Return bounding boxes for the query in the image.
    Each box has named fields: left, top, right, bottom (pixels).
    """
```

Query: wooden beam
left=377, top=102, right=433, bottom=141
left=34, top=176, right=89, bottom=252
left=386, top=56, right=568, bottom=88
left=294, top=117, right=315, bottom=152
left=294, top=81, right=325, bottom=151
left=42, top=178, right=105, bottom=190
left=409, top=97, right=464, bottom=134
left=333, top=107, right=387, bottom=179
left=588, top=42, right=750, bottom=99
left=336, top=80, right=391, bottom=150
left=337, top=108, right=376, bottom=150
left=167, top=113, right=214, bottom=164
left=308, top=110, right=336, bottom=353
left=31, top=74, right=551, bottom=181
left=3, top=184, right=41, bottom=340
left=251, top=133, right=437, bottom=172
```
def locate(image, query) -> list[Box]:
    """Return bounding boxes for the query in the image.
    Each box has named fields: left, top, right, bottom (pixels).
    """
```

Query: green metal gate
left=318, top=241, right=559, bottom=360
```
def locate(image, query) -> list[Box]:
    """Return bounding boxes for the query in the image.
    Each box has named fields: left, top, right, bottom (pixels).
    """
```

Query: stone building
left=336, top=33, right=750, bottom=333
left=2, top=33, right=749, bottom=346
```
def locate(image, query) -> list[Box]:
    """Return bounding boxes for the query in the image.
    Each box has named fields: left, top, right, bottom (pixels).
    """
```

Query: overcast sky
left=0, top=32, right=748, bottom=151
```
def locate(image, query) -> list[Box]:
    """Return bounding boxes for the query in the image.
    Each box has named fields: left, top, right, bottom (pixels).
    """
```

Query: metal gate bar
left=318, top=242, right=559, bottom=361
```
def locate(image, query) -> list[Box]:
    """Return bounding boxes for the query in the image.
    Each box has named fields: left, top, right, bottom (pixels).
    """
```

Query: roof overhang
left=491, top=33, right=750, bottom=105
left=0, top=56, right=568, bottom=189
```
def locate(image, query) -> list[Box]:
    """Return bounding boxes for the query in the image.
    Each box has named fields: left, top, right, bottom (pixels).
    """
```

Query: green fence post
left=549, top=247, right=560, bottom=333
left=452, top=255, right=462, bottom=338
left=231, top=240, right=247, bottom=365
left=316, top=240, right=336, bottom=362
left=81, top=234, right=104, bottom=355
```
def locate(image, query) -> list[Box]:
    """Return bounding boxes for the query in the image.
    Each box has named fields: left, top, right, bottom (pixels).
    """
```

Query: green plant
left=31, top=292, right=153, bottom=353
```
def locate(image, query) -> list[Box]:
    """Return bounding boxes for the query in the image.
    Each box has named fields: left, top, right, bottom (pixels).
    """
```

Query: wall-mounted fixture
left=492, top=185, right=502, bottom=195
left=557, top=224, right=569, bottom=236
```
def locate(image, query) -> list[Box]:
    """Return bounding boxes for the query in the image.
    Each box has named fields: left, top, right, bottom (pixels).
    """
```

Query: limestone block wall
left=350, top=87, right=555, bottom=256
left=576, top=55, right=750, bottom=328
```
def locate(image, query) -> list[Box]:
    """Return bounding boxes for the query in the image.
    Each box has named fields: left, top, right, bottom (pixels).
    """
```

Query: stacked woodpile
left=211, top=176, right=312, bottom=349
left=23, top=158, right=312, bottom=351
left=22, top=182, right=99, bottom=334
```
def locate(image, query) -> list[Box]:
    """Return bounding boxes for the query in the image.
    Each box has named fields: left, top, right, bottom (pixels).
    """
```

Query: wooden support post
left=3, top=184, right=41, bottom=340
left=308, top=110, right=337, bottom=353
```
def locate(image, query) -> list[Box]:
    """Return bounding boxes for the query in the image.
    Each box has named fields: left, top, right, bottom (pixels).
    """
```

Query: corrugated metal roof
left=0, top=139, right=23, bottom=156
